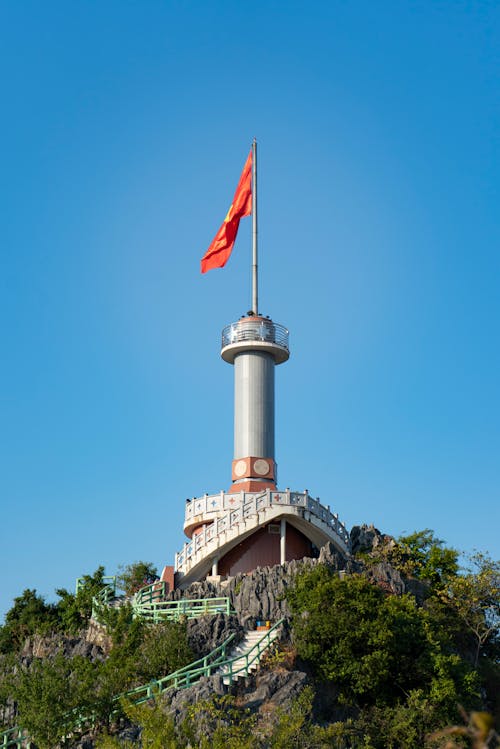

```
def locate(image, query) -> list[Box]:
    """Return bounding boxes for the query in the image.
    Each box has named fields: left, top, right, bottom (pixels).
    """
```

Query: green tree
left=0, top=653, right=16, bottom=730
left=97, top=693, right=255, bottom=749
left=134, top=621, right=194, bottom=682
left=352, top=690, right=445, bottom=749
left=287, top=566, right=479, bottom=715
left=187, top=695, right=256, bottom=749
left=55, top=565, right=109, bottom=633
left=440, top=553, right=500, bottom=667
left=0, top=589, right=59, bottom=653
left=14, top=654, right=97, bottom=749
left=117, top=561, right=158, bottom=596
left=387, top=530, right=459, bottom=588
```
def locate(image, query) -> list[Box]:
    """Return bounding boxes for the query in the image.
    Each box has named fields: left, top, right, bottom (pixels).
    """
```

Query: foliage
left=428, top=706, right=499, bottom=748
left=117, top=561, right=158, bottom=596
left=0, top=589, right=59, bottom=653
left=351, top=689, right=456, bottom=748
left=96, top=693, right=255, bottom=749
left=97, top=688, right=353, bottom=749
left=2, top=538, right=499, bottom=747
left=380, top=529, right=459, bottom=589
left=0, top=653, right=16, bottom=730
left=267, top=684, right=349, bottom=749
left=14, top=653, right=97, bottom=749
left=9, top=602, right=194, bottom=741
left=96, top=600, right=139, bottom=648
left=134, top=621, right=194, bottom=683
left=56, top=565, right=110, bottom=633
left=288, top=565, right=480, bottom=718
left=0, top=567, right=114, bottom=653
left=439, top=553, right=500, bottom=667
left=186, top=694, right=256, bottom=749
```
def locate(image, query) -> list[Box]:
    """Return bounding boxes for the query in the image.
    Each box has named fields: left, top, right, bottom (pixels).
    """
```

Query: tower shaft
left=234, top=351, right=275, bottom=459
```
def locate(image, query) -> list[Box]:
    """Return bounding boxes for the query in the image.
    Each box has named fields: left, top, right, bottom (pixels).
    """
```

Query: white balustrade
left=175, top=488, right=350, bottom=573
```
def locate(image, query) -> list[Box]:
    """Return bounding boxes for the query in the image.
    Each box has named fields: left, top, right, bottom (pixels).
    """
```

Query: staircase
left=216, top=625, right=282, bottom=685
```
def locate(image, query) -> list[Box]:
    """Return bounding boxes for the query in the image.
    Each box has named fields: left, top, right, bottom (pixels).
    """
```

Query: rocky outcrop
left=238, top=668, right=308, bottom=712
left=156, top=665, right=309, bottom=737
left=365, top=561, right=406, bottom=596
left=349, top=525, right=430, bottom=602
left=350, top=523, right=396, bottom=555
left=187, top=613, right=244, bottom=658
left=160, top=673, right=227, bottom=720
left=169, top=542, right=354, bottom=627
left=20, top=631, right=105, bottom=663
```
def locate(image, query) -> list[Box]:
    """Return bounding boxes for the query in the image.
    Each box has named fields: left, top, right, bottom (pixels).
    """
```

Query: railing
left=217, top=619, right=284, bottom=683
left=76, top=575, right=116, bottom=596
left=117, top=632, right=238, bottom=703
left=84, top=574, right=231, bottom=626
left=132, top=596, right=232, bottom=623
left=221, top=319, right=289, bottom=350
left=133, top=580, right=167, bottom=607
left=177, top=489, right=350, bottom=572
left=118, top=618, right=283, bottom=702
left=91, top=581, right=119, bottom=622
left=0, top=727, right=32, bottom=749
left=2, top=621, right=282, bottom=743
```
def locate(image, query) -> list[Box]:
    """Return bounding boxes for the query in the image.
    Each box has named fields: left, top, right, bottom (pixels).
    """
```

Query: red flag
left=201, top=150, right=252, bottom=273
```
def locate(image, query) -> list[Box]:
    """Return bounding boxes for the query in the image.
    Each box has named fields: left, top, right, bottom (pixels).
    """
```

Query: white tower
left=221, top=313, right=289, bottom=493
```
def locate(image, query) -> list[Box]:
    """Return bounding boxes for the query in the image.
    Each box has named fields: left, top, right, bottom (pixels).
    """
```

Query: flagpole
left=252, top=138, right=258, bottom=314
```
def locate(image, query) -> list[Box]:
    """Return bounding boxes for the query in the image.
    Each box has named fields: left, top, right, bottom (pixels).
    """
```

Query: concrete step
left=214, top=627, right=280, bottom=685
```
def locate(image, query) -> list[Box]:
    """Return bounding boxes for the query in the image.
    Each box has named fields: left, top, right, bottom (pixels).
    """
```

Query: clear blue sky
left=1, top=1, right=499, bottom=621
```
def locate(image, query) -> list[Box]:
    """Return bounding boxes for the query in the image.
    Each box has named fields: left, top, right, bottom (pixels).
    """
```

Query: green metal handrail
left=116, top=630, right=238, bottom=704
left=116, top=618, right=283, bottom=705
left=216, top=619, right=284, bottom=684
left=52, top=634, right=239, bottom=737
left=75, top=575, right=116, bottom=596
left=0, top=726, right=32, bottom=749
left=91, top=583, right=119, bottom=622
left=1, top=620, right=283, bottom=745
left=133, top=580, right=167, bottom=606
left=132, top=596, right=233, bottom=623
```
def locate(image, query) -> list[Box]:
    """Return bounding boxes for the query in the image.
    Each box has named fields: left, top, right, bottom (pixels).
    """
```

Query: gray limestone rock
left=20, top=631, right=105, bottom=662
left=350, top=523, right=394, bottom=555
left=171, top=543, right=353, bottom=627
left=187, top=613, right=243, bottom=658
left=366, top=561, right=406, bottom=596
left=159, top=674, right=228, bottom=723
left=239, top=669, right=308, bottom=711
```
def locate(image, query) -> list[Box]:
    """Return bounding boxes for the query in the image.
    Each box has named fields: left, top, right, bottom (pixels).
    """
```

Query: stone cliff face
left=169, top=539, right=355, bottom=626
left=187, top=613, right=244, bottom=657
